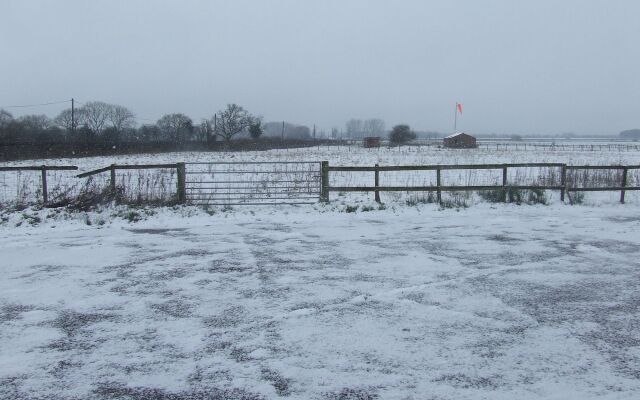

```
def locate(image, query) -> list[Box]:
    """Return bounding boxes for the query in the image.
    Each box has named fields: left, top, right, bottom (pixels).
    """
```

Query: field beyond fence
left=1, top=161, right=639, bottom=209
left=4, top=139, right=640, bottom=162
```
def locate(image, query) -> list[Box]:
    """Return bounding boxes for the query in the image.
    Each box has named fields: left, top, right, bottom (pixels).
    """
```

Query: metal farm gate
left=184, top=162, right=322, bottom=206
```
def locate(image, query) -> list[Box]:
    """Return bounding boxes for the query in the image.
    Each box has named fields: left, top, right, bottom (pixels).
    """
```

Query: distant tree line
left=0, top=102, right=319, bottom=146
left=344, top=118, right=386, bottom=139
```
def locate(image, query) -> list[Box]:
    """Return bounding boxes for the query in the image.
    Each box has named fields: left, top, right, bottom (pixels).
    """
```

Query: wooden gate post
left=177, top=162, right=186, bottom=204
left=560, top=164, right=566, bottom=202
left=320, top=161, right=329, bottom=203
left=621, top=167, right=628, bottom=204
left=436, top=167, right=442, bottom=204
left=110, top=164, right=117, bottom=194
left=502, top=166, right=508, bottom=202
left=374, top=164, right=380, bottom=203
left=41, top=165, right=48, bottom=205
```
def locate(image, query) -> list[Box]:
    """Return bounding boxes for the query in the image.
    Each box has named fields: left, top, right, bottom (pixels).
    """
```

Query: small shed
left=443, top=132, right=477, bottom=149
left=363, top=136, right=381, bottom=148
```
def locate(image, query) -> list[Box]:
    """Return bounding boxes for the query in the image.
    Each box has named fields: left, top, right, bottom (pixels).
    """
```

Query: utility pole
left=281, top=120, right=285, bottom=140
left=71, top=98, right=75, bottom=134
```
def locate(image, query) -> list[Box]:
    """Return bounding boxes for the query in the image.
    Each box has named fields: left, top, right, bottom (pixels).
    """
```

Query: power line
left=0, top=99, right=72, bottom=109
left=2, top=98, right=159, bottom=124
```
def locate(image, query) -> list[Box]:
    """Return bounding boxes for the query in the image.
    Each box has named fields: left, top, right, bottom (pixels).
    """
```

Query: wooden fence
left=320, top=162, right=640, bottom=204
left=476, top=143, right=640, bottom=152
left=326, top=140, right=640, bottom=152
left=0, top=165, right=78, bottom=204
left=2, top=162, right=640, bottom=207
left=76, top=163, right=186, bottom=203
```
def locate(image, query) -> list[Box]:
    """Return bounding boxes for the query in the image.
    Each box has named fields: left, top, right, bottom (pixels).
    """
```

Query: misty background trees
left=0, top=99, right=462, bottom=159
left=157, top=114, right=193, bottom=145
left=5, top=97, right=638, bottom=161
left=0, top=101, right=139, bottom=144
left=0, top=110, right=62, bottom=143
left=345, top=118, right=386, bottom=139
left=0, top=100, right=326, bottom=146
left=1, top=98, right=402, bottom=147
left=0, top=100, right=349, bottom=159
left=263, top=122, right=311, bottom=139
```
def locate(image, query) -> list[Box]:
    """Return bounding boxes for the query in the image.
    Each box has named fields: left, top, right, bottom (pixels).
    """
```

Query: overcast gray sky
left=2, top=0, right=639, bottom=135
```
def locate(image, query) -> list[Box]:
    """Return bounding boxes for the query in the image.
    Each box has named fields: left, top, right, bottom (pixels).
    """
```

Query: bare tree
left=0, top=109, right=13, bottom=130
left=108, top=105, right=136, bottom=133
left=213, top=104, right=256, bottom=142
left=200, top=119, right=215, bottom=142
left=345, top=119, right=363, bottom=138
left=157, top=113, right=194, bottom=144
left=363, top=118, right=385, bottom=137
left=17, top=114, right=52, bottom=131
left=286, top=124, right=310, bottom=139
left=79, top=101, right=111, bottom=135
left=54, top=108, right=74, bottom=131
left=138, top=124, right=161, bottom=142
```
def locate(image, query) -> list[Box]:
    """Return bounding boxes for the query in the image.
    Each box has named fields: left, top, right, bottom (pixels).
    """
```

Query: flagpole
left=454, top=102, right=458, bottom=133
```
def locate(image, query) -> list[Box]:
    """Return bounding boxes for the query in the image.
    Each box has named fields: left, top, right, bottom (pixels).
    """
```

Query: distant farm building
left=443, top=132, right=477, bottom=148
left=363, top=137, right=381, bottom=148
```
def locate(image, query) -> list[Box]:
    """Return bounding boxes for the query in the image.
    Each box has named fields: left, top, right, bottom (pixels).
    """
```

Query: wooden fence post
left=374, top=164, right=380, bottom=203
left=436, top=167, right=442, bottom=204
left=110, top=164, right=117, bottom=194
left=41, top=165, right=48, bottom=205
left=560, top=164, right=566, bottom=202
left=621, top=167, right=628, bottom=204
left=177, top=163, right=186, bottom=204
left=502, top=166, right=508, bottom=202
left=320, top=161, right=329, bottom=203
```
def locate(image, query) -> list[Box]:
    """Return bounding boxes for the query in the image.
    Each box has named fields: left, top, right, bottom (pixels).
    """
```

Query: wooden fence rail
left=321, top=162, right=640, bottom=205
left=0, top=166, right=78, bottom=172
left=476, top=143, right=640, bottom=152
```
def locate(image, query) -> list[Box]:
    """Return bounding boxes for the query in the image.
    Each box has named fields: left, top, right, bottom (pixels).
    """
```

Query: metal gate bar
left=184, top=162, right=322, bottom=206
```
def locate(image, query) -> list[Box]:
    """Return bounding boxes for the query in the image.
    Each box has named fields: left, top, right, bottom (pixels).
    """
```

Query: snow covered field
left=1, top=203, right=640, bottom=399
left=6, top=144, right=640, bottom=170
left=2, top=145, right=640, bottom=206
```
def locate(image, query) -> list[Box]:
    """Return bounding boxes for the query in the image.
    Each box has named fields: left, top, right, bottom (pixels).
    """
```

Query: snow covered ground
left=2, top=203, right=640, bottom=399
left=6, top=144, right=640, bottom=170
left=2, top=145, right=640, bottom=206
